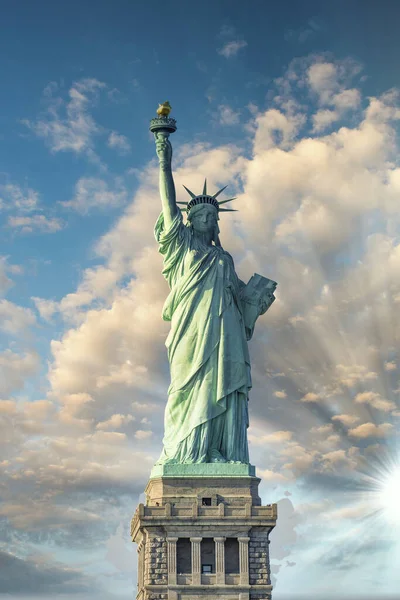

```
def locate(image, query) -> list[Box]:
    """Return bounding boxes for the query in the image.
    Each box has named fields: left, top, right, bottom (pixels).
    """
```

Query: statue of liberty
left=151, top=104, right=276, bottom=466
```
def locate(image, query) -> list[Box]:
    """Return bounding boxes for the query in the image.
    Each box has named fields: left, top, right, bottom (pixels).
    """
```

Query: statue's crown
left=177, top=179, right=237, bottom=214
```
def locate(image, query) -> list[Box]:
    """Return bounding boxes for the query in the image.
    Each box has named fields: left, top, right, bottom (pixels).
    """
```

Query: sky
left=1, top=0, right=400, bottom=598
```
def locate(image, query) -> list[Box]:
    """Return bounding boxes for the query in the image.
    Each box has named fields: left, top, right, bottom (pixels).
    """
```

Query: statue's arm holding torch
left=154, top=133, right=177, bottom=230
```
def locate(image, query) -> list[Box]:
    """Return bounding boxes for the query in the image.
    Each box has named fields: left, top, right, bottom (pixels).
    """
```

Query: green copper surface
left=150, top=462, right=256, bottom=479
left=152, top=107, right=277, bottom=467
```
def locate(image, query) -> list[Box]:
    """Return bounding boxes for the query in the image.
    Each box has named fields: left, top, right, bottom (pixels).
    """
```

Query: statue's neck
left=193, top=231, right=214, bottom=247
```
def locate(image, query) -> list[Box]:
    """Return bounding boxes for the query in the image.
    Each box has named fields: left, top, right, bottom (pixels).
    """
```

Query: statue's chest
left=183, top=246, right=234, bottom=281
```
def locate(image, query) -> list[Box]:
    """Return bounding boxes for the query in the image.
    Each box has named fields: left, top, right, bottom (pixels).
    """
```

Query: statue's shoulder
left=155, top=210, right=190, bottom=250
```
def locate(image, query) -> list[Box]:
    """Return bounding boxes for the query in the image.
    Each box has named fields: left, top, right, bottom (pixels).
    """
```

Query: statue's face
left=189, top=205, right=218, bottom=234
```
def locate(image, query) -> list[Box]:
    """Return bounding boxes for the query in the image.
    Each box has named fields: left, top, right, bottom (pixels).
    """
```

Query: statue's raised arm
left=154, top=134, right=177, bottom=229
left=150, top=102, right=178, bottom=230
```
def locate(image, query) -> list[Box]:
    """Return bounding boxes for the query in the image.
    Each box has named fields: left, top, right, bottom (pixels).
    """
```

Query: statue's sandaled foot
left=209, top=449, right=227, bottom=463
left=228, top=460, right=243, bottom=464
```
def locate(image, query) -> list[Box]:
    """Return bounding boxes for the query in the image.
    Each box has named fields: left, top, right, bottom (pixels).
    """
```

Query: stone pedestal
left=131, top=464, right=277, bottom=600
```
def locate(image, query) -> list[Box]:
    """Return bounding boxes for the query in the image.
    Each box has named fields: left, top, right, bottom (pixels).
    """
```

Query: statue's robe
left=154, top=211, right=252, bottom=464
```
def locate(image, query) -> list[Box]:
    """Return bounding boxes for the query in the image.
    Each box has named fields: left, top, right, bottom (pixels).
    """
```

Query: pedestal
left=131, top=464, right=277, bottom=600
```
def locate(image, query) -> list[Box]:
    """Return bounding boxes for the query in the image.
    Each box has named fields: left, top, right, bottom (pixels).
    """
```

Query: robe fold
left=154, top=210, right=252, bottom=464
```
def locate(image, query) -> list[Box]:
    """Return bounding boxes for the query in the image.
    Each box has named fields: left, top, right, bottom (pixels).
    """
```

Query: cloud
left=335, top=365, right=378, bottom=388
left=32, top=296, right=59, bottom=321
left=348, top=422, right=394, bottom=438
left=320, top=449, right=358, bottom=471
left=312, top=109, right=339, bottom=132
left=354, top=391, right=396, bottom=412
left=0, top=255, right=22, bottom=296
left=0, top=299, right=36, bottom=335
left=1, top=180, right=64, bottom=235
left=134, top=429, right=153, bottom=440
left=332, top=414, right=360, bottom=427
left=300, top=392, right=320, bottom=403
left=8, top=214, right=63, bottom=234
left=217, top=104, right=240, bottom=125
left=22, top=78, right=106, bottom=159
left=249, top=429, right=293, bottom=446
left=218, top=39, right=247, bottom=58
left=257, top=468, right=290, bottom=482
left=107, top=131, right=131, bottom=154
left=96, top=413, right=135, bottom=431
left=60, top=177, right=127, bottom=214
left=0, top=183, right=39, bottom=211
left=384, top=361, right=397, bottom=371
left=0, top=549, right=95, bottom=594
left=0, top=350, right=39, bottom=395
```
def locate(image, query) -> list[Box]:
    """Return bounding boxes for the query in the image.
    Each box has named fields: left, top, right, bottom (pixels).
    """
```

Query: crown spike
left=218, top=197, right=237, bottom=205
left=212, top=185, right=228, bottom=199
left=182, top=184, right=197, bottom=199
left=176, top=201, right=188, bottom=205
left=219, top=208, right=238, bottom=212
left=202, top=178, right=207, bottom=195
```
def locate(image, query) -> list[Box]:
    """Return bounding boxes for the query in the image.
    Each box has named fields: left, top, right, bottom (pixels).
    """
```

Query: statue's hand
left=155, top=133, right=172, bottom=165
left=260, top=293, right=275, bottom=315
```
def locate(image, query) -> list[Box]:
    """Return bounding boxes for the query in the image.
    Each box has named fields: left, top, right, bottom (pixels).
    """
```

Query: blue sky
left=1, top=1, right=400, bottom=598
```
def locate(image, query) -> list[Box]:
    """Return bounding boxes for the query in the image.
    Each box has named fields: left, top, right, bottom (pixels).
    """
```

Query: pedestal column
left=238, top=536, right=250, bottom=585
left=190, top=537, right=202, bottom=585
left=214, top=536, right=226, bottom=584
left=167, top=537, right=178, bottom=585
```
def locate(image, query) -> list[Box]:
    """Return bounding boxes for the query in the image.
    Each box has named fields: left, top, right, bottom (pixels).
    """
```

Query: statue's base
left=131, top=462, right=277, bottom=600
left=150, top=462, right=256, bottom=479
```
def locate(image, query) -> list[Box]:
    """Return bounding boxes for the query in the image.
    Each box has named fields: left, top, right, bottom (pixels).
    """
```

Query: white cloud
left=300, top=392, right=320, bottom=403
left=320, top=449, right=358, bottom=471
left=336, top=365, right=378, bottom=388
left=384, top=361, right=397, bottom=371
left=218, top=39, right=247, bottom=58
left=332, top=88, right=361, bottom=110
left=354, top=391, right=396, bottom=412
left=331, top=414, right=360, bottom=427
left=23, top=78, right=106, bottom=158
left=0, top=299, right=36, bottom=335
left=312, top=109, right=338, bottom=132
left=252, top=108, right=306, bottom=153
left=257, top=468, right=290, bottom=482
left=96, top=413, right=135, bottom=431
left=0, top=256, right=22, bottom=297
left=310, top=424, right=333, bottom=434
left=217, top=105, right=240, bottom=125
left=280, top=444, right=318, bottom=475
left=348, top=422, right=394, bottom=438
left=0, top=350, right=39, bottom=395
left=8, top=214, right=63, bottom=234
left=61, top=177, right=127, bottom=214
left=107, top=131, right=131, bottom=154
left=0, top=183, right=39, bottom=212
left=308, top=62, right=338, bottom=101
left=31, top=297, right=59, bottom=321
left=134, top=429, right=153, bottom=440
